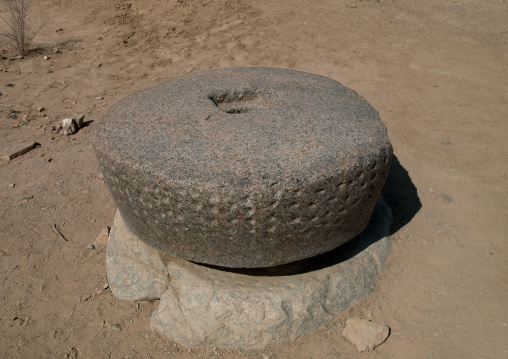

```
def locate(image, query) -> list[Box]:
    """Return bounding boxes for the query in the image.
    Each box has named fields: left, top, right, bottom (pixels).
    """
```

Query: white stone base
left=106, top=196, right=392, bottom=349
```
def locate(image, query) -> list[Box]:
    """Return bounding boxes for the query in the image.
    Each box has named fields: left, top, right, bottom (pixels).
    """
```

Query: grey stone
left=94, top=67, right=392, bottom=268
left=106, top=210, right=169, bottom=301
left=149, top=196, right=392, bottom=349
left=342, top=317, right=390, bottom=352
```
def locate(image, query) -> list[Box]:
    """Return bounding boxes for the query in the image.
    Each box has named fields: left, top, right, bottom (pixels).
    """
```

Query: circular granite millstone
left=93, top=67, right=392, bottom=268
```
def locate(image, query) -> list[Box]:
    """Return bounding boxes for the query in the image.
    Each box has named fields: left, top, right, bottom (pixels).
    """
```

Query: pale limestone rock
left=106, top=210, right=169, bottom=301
left=342, top=317, right=390, bottom=352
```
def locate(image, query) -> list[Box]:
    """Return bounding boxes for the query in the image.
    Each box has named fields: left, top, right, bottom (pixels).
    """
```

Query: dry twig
left=0, top=0, right=43, bottom=56
left=52, top=224, right=68, bottom=241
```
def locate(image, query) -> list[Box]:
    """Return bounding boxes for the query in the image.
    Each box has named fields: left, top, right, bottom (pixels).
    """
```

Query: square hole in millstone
left=209, top=89, right=267, bottom=114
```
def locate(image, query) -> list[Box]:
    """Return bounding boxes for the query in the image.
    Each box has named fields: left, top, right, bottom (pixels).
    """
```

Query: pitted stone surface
left=94, top=67, right=392, bottom=268
left=149, top=196, right=392, bottom=349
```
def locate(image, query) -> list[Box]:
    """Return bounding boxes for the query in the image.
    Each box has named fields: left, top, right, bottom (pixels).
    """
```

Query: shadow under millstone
left=195, top=195, right=392, bottom=277
left=381, top=154, right=422, bottom=234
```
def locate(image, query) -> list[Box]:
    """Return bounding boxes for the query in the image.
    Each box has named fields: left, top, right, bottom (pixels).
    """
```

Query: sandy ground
left=0, top=0, right=507, bottom=358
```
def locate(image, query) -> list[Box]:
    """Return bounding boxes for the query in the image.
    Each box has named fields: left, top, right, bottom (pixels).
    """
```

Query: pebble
left=94, top=226, right=110, bottom=245
left=81, top=294, right=91, bottom=301
left=47, top=70, right=53, bottom=74
left=37, top=106, right=45, bottom=112
left=111, top=323, right=122, bottom=331
left=342, top=318, right=390, bottom=352
left=8, top=183, right=15, bottom=188
left=87, top=244, right=95, bottom=250
left=43, top=56, right=49, bottom=60
left=55, top=28, right=63, bottom=34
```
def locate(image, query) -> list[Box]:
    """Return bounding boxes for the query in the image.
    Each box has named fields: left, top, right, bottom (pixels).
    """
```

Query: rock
left=148, top=197, right=392, bottom=349
left=37, top=106, right=44, bottom=112
left=111, top=323, right=122, bottom=331
left=1, top=141, right=39, bottom=161
left=94, top=226, right=110, bottom=245
left=62, top=118, right=78, bottom=135
left=62, top=115, right=85, bottom=135
left=55, top=27, right=63, bottom=33
left=94, top=67, right=392, bottom=268
left=75, top=114, right=84, bottom=128
left=106, top=210, right=169, bottom=301
left=43, top=56, right=49, bottom=60
left=47, top=70, right=53, bottom=74
left=342, top=318, right=390, bottom=352
left=87, top=244, right=95, bottom=250
left=8, top=183, right=15, bottom=188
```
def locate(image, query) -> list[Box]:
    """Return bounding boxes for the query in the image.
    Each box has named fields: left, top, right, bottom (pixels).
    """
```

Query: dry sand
left=0, top=0, right=507, bottom=358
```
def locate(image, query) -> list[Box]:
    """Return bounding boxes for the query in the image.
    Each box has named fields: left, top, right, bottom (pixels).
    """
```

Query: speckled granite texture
left=93, top=67, right=392, bottom=268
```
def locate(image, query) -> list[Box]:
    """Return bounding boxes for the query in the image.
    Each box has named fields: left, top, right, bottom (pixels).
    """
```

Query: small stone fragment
left=111, top=323, right=122, bottom=331
left=1, top=141, right=39, bottom=161
left=81, top=294, right=91, bottom=302
left=94, top=226, right=110, bottom=245
left=87, top=244, right=95, bottom=250
left=43, top=56, right=49, bottom=60
left=8, top=183, right=15, bottom=188
left=62, top=115, right=85, bottom=135
left=55, top=27, right=63, bottom=34
left=75, top=114, right=84, bottom=128
left=37, top=106, right=44, bottom=112
left=62, top=118, right=78, bottom=135
left=342, top=318, right=389, bottom=352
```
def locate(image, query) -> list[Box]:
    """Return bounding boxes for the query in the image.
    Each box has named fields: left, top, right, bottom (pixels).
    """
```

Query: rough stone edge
left=148, top=195, right=392, bottom=349
left=106, top=210, right=169, bottom=301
